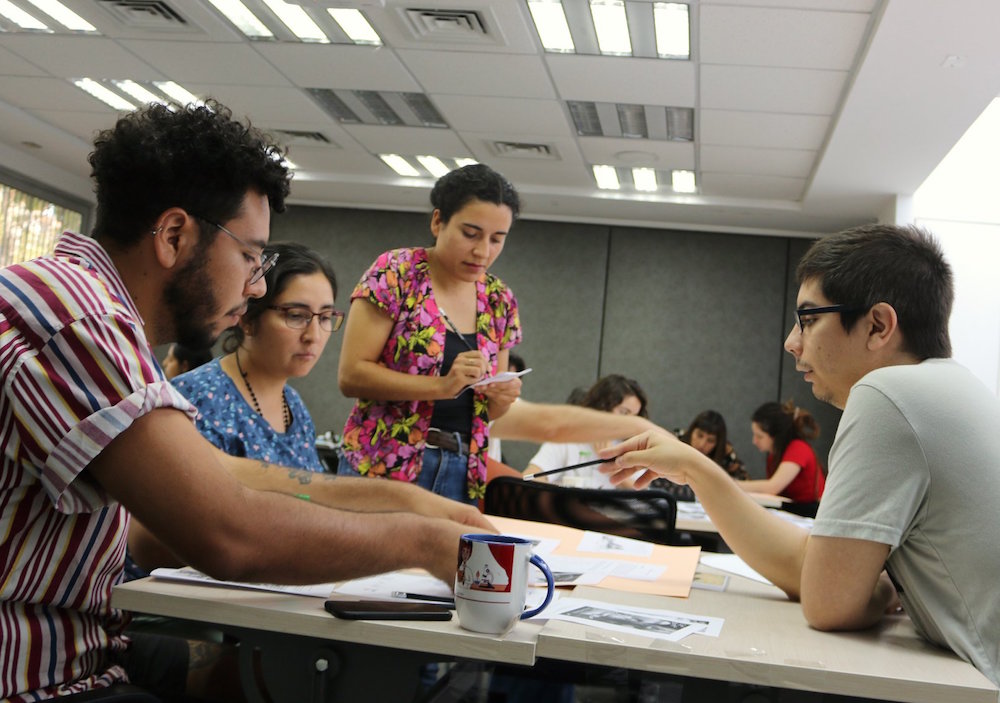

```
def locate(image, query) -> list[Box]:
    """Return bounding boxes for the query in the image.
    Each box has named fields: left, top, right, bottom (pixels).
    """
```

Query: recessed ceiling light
left=590, top=0, right=631, bottom=56
left=653, top=2, right=690, bottom=59
left=527, top=0, right=574, bottom=53
left=73, top=78, right=135, bottom=111
left=328, top=8, right=381, bottom=45
left=261, top=0, right=327, bottom=42
left=153, top=82, right=205, bottom=109
left=455, top=158, right=478, bottom=168
left=379, top=154, right=421, bottom=177
left=416, top=155, right=450, bottom=178
left=114, top=80, right=168, bottom=108
left=206, top=0, right=273, bottom=39
left=0, top=0, right=49, bottom=30
left=593, top=165, right=621, bottom=190
left=672, top=169, right=697, bottom=193
left=23, top=0, right=95, bottom=31
left=632, top=167, right=657, bottom=192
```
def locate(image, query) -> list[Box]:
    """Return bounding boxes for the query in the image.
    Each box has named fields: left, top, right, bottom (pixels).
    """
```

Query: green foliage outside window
left=1, top=183, right=84, bottom=267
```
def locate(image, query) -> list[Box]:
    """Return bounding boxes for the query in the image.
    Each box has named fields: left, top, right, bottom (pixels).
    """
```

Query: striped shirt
left=0, top=232, right=196, bottom=700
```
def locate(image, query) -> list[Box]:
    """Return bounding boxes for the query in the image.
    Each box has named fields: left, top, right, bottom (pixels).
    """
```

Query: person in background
left=0, top=100, right=490, bottom=701
left=741, top=400, right=824, bottom=515
left=652, top=409, right=748, bottom=501
left=525, top=374, right=647, bottom=489
left=601, top=224, right=1000, bottom=687
left=161, top=342, right=213, bottom=380
left=338, top=164, right=522, bottom=505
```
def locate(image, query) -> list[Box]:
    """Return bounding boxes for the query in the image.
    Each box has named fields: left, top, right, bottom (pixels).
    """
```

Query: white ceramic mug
left=454, top=534, right=555, bottom=635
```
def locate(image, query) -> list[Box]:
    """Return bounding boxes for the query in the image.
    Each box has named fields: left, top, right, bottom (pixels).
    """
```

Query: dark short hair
left=223, top=242, right=337, bottom=352
left=682, top=410, right=729, bottom=466
left=583, top=374, right=648, bottom=418
left=508, top=353, right=526, bottom=373
left=752, top=400, right=819, bottom=467
left=430, top=163, right=520, bottom=224
left=171, top=344, right=213, bottom=371
left=796, top=224, right=953, bottom=359
left=88, top=99, right=291, bottom=248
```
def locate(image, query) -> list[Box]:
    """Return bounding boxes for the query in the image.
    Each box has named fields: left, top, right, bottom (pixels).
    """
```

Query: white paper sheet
left=698, top=554, right=772, bottom=585
left=150, top=567, right=338, bottom=598
left=470, top=367, right=532, bottom=388
left=577, top=531, right=655, bottom=558
left=541, top=597, right=723, bottom=641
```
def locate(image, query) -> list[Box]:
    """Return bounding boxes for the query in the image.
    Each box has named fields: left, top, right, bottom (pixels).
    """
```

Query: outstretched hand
left=598, top=430, right=708, bottom=489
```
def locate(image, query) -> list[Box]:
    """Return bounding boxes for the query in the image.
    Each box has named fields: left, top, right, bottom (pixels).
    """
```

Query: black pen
left=392, top=591, right=456, bottom=607
left=439, top=307, right=477, bottom=352
left=522, top=457, right=614, bottom=481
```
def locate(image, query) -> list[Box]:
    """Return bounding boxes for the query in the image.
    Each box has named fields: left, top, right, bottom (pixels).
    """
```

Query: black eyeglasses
left=795, top=304, right=865, bottom=332
left=268, top=305, right=345, bottom=332
left=198, top=217, right=277, bottom=285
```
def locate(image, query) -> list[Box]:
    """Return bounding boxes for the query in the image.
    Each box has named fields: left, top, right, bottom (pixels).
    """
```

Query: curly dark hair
left=222, top=242, right=337, bottom=353
left=88, top=99, right=291, bottom=248
left=429, top=163, right=520, bottom=224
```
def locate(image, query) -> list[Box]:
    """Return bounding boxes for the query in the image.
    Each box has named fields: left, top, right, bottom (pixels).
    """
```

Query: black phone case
left=324, top=599, right=453, bottom=621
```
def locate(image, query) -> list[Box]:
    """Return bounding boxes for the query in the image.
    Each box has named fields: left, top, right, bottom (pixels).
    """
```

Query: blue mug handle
left=521, top=553, right=555, bottom=620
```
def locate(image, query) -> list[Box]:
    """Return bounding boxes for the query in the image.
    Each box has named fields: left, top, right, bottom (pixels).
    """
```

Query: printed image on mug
left=454, top=534, right=554, bottom=635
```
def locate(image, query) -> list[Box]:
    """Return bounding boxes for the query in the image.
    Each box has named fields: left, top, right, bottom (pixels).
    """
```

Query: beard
left=162, top=253, right=223, bottom=350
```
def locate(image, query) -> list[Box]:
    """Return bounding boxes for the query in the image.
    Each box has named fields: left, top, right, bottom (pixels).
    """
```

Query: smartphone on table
left=324, top=599, right=452, bottom=621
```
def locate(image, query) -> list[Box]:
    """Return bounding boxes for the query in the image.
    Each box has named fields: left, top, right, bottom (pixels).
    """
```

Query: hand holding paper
left=471, top=367, right=532, bottom=388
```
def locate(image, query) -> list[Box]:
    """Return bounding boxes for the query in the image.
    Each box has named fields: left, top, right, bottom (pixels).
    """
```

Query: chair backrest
left=483, top=476, right=677, bottom=546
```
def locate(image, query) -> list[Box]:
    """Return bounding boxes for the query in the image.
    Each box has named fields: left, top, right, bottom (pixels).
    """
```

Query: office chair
left=58, top=683, right=161, bottom=702
left=483, top=477, right=678, bottom=546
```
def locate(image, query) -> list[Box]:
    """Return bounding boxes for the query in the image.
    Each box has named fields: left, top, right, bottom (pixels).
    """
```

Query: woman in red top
left=741, top=400, right=825, bottom=517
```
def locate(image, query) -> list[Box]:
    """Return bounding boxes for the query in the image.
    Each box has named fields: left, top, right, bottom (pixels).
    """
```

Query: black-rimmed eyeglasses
left=198, top=217, right=277, bottom=285
left=795, top=304, right=865, bottom=332
left=268, top=305, right=345, bottom=332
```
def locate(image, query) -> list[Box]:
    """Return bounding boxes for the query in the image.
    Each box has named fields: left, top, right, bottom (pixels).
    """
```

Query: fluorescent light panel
left=154, top=82, right=205, bottom=109
left=73, top=78, right=135, bottom=111
left=24, top=0, right=94, bottom=31
left=672, top=169, right=697, bottom=193
left=380, top=154, right=421, bottom=177
left=0, top=0, right=49, bottom=29
left=593, top=165, right=621, bottom=190
left=328, top=8, right=381, bottom=45
left=206, top=0, right=273, bottom=38
left=527, top=0, right=574, bottom=53
left=590, top=0, right=631, bottom=56
left=654, top=2, right=690, bottom=59
left=416, top=156, right=450, bottom=178
left=261, top=0, right=327, bottom=42
left=455, top=158, right=478, bottom=168
left=632, top=168, right=657, bottom=192
left=115, top=80, right=168, bottom=107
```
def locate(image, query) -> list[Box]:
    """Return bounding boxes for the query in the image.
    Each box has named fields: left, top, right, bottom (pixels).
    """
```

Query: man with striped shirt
left=0, top=101, right=491, bottom=700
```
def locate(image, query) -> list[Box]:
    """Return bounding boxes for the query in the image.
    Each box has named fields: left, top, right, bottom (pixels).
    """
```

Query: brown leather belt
left=425, top=428, right=470, bottom=454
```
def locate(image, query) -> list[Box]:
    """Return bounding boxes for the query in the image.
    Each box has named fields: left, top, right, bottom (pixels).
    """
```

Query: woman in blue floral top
left=337, top=164, right=523, bottom=504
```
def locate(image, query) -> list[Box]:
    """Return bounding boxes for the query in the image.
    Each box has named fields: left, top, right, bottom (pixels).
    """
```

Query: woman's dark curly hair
left=88, top=99, right=291, bottom=247
left=222, top=242, right=337, bottom=353
left=430, top=163, right=520, bottom=224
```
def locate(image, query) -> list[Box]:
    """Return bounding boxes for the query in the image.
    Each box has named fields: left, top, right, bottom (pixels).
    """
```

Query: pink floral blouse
left=341, top=247, right=521, bottom=501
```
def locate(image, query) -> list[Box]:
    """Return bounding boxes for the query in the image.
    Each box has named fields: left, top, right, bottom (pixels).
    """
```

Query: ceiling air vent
left=307, top=88, right=449, bottom=128
left=96, top=0, right=188, bottom=31
left=274, top=129, right=334, bottom=145
left=404, top=8, right=489, bottom=43
left=490, top=142, right=558, bottom=160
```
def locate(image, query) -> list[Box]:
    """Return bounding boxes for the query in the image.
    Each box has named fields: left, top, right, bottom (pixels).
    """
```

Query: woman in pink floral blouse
left=337, top=164, right=523, bottom=505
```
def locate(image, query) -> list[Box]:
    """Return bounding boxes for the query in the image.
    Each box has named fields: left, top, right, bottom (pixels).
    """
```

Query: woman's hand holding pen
left=442, top=350, right=488, bottom=397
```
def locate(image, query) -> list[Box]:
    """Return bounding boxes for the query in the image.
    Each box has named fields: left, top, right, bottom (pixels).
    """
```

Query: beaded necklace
left=235, top=348, right=291, bottom=431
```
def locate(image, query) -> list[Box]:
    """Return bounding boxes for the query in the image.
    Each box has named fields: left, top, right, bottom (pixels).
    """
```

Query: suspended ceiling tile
left=700, top=172, right=806, bottom=200
left=252, top=43, right=419, bottom=92
left=188, top=84, right=330, bottom=123
left=31, top=109, right=121, bottom=142
left=701, top=5, right=870, bottom=70
left=118, top=40, right=287, bottom=85
left=577, top=137, right=694, bottom=170
left=0, top=46, right=47, bottom=76
left=433, top=95, right=571, bottom=136
left=398, top=50, right=555, bottom=99
left=0, top=35, right=160, bottom=80
left=0, top=76, right=112, bottom=112
left=340, top=124, right=468, bottom=155
left=700, top=109, right=830, bottom=150
left=546, top=54, right=695, bottom=106
left=701, top=0, right=877, bottom=11
left=700, top=145, right=816, bottom=178
left=701, top=65, right=846, bottom=114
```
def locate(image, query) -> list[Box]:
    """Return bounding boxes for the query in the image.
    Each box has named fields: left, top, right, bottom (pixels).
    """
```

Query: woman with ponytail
left=743, top=400, right=824, bottom=516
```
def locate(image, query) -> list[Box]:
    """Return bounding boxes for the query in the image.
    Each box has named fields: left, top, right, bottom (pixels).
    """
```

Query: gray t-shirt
left=813, top=358, right=1000, bottom=685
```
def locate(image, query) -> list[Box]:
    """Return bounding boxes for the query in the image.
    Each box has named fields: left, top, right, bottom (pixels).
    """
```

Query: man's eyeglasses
left=268, top=305, right=345, bottom=332
left=198, top=217, right=277, bottom=285
left=795, top=304, right=865, bottom=332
